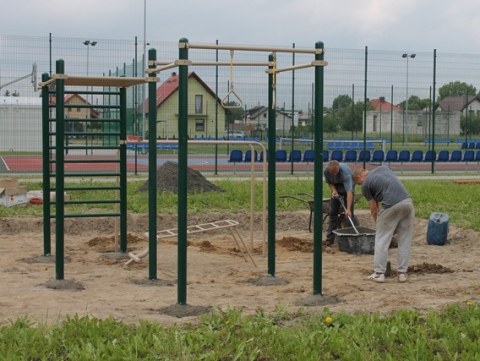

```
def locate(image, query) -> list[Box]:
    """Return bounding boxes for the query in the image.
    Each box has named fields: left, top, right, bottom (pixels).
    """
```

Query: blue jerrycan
left=426, top=212, right=449, bottom=246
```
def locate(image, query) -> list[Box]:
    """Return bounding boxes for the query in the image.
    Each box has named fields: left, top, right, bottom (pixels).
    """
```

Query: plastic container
left=333, top=227, right=376, bottom=254
left=427, top=212, right=449, bottom=246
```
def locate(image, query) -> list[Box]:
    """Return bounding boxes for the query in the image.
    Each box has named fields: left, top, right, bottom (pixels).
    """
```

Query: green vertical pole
left=41, top=73, right=51, bottom=256
left=214, top=40, right=219, bottom=175
left=267, top=53, right=276, bottom=277
left=178, top=38, right=189, bottom=304
left=363, top=46, right=368, bottom=168
left=290, top=43, right=295, bottom=175
left=148, top=48, right=158, bottom=280
left=390, top=85, right=394, bottom=151
left=55, top=59, right=65, bottom=280
left=431, top=49, right=437, bottom=174
left=351, top=84, right=355, bottom=140
left=120, top=87, right=128, bottom=252
left=313, top=41, right=324, bottom=295
left=291, top=44, right=296, bottom=150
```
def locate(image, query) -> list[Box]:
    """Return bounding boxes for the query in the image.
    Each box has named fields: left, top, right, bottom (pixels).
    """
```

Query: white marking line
left=0, top=157, right=11, bottom=171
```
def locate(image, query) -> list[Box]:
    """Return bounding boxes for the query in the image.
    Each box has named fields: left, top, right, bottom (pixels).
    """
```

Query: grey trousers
left=374, top=198, right=414, bottom=274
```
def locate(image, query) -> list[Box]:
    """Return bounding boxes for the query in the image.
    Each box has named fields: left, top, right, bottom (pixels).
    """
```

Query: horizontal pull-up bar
left=179, top=42, right=323, bottom=54
left=147, top=60, right=273, bottom=74
left=265, top=60, right=328, bottom=74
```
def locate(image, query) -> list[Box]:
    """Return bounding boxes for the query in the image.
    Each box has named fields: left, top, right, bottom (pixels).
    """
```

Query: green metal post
left=313, top=41, right=325, bottom=295
left=120, top=87, right=128, bottom=252
left=363, top=46, right=368, bottom=168
left=351, top=84, right=355, bottom=140
left=390, top=85, right=394, bottom=151
left=291, top=43, right=296, bottom=151
left=55, top=59, right=65, bottom=280
left=214, top=40, right=219, bottom=175
left=178, top=38, right=189, bottom=304
left=148, top=48, right=158, bottom=280
left=290, top=43, right=296, bottom=175
left=42, top=73, right=51, bottom=256
left=432, top=49, right=437, bottom=174
left=267, top=53, right=276, bottom=277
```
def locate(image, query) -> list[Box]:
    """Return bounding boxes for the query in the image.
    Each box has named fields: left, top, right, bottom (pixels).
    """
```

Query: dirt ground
left=1, top=209, right=479, bottom=326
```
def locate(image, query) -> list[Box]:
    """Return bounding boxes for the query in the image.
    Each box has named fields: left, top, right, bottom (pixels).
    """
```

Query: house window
left=195, top=95, right=203, bottom=114
left=372, top=115, right=377, bottom=132
left=77, top=108, right=81, bottom=112
left=195, top=119, right=205, bottom=132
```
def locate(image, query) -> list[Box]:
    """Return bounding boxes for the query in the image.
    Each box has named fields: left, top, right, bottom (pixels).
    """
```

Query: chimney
left=379, top=96, right=385, bottom=102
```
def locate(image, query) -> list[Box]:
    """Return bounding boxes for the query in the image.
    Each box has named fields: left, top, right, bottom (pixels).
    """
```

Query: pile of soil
left=138, top=161, right=225, bottom=194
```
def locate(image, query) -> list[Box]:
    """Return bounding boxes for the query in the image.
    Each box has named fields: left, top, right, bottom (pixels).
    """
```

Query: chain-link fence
left=2, top=34, right=480, bottom=174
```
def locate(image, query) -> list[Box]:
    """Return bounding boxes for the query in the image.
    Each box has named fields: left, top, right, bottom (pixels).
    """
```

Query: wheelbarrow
left=280, top=192, right=362, bottom=233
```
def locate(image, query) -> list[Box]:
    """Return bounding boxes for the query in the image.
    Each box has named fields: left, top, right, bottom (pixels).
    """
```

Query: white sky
left=2, top=0, right=480, bottom=53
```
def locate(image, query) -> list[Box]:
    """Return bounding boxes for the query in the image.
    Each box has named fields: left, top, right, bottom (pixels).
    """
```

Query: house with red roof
left=143, top=71, right=227, bottom=139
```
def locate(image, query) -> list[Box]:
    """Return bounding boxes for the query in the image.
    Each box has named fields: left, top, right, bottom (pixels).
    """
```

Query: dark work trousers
left=326, top=192, right=355, bottom=241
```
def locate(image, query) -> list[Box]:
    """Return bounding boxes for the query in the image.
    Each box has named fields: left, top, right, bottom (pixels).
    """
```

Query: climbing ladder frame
left=40, top=61, right=156, bottom=279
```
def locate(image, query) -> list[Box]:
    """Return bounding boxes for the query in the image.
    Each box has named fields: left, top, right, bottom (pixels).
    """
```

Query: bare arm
left=345, top=190, right=354, bottom=217
left=368, top=199, right=378, bottom=223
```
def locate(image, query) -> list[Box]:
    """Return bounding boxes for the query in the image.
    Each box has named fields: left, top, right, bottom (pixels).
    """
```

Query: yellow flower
left=466, top=301, right=473, bottom=306
left=325, top=316, right=332, bottom=324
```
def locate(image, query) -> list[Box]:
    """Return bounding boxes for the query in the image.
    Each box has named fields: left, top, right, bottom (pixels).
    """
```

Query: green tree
left=332, top=94, right=353, bottom=110
left=225, top=101, right=244, bottom=121
left=438, top=81, right=476, bottom=101
left=397, top=95, right=430, bottom=110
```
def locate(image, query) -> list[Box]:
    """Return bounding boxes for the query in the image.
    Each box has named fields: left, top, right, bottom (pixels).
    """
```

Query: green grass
left=2, top=178, right=480, bottom=359
left=1, top=303, right=479, bottom=360
left=3, top=178, right=480, bottom=230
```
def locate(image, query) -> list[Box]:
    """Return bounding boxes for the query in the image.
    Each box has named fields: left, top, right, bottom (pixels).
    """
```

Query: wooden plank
left=453, top=180, right=480, bottom=184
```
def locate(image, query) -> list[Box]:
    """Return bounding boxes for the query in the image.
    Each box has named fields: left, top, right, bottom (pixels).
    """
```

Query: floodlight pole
left=84, top=40, right=97, bottom=155
left=402, top=53, right=416, bottom=145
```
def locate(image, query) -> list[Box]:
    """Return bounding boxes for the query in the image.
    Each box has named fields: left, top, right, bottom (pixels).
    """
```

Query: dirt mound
left=139, top=161, right=225, bottom=194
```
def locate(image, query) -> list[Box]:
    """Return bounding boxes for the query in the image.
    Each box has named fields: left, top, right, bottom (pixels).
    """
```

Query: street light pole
left=402, top=53, right=415, bottom=145
left=83, top=40, right=97, bottom=155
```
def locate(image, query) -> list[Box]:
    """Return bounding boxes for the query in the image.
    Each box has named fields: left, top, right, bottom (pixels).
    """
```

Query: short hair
left=352, top=167, right=367, bottom=184
left=327, top=160, right=340, bottom=172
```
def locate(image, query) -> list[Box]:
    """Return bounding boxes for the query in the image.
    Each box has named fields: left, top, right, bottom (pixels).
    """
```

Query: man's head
left=326, top=160, right=340, bottom=176
left=352, top=167, right=368, bottom=185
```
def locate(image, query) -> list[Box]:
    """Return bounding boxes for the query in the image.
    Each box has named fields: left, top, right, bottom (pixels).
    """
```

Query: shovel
left=338, top=196, right=360, bottom=234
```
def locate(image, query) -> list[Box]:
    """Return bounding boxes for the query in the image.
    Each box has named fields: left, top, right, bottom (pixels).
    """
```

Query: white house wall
left=0, top=97, right=42, bottom=151
left=366, top=110, right=461, bottom=137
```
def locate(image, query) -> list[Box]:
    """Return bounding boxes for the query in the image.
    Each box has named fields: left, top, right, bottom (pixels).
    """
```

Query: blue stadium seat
left=475, top=150, right=480, bottom=163
left=275, top=149, right=287, bottom=162
left=244, top=149, right=258, bottom=162
left=463, top=150, right=475, bottom=162
left=330, top=150, right=343, bottom=162
left=288, top=149, right=302, bottom=162
left=358, top=150, right=371, bottom=162
left=344, top=150, right=357, bottom=162
left=450, top=150, right=462, bottom=162
left=437, top=150, right=449, bottom=162
left=424, top=150, right=436, bottom=162
left=322, top=150, right=329, bottom=162
left=371, top=150, right=385, bottom=163
left=398, top=150, right=410, bottom=162
left=228, top=149, right=243, bottom=163
left=302, top=149, right=315, bottom=163
left=259, top=150, right=268, bottom=162
left=411, top=150, right=423, bottom=162
left=385, top=150, right=398, bottom=163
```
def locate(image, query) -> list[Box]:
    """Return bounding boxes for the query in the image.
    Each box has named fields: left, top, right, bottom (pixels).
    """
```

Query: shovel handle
left=339, top=196, right=360, bottom=234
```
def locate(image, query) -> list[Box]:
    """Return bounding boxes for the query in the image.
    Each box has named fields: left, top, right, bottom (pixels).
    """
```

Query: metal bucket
left=333, top=227, right=376, bottom=254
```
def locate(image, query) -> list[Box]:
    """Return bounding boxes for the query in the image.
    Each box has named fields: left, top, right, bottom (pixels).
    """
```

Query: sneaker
left=367, top=272, right=385, bottom=283
left=398, top=273, right=408, bottom=283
